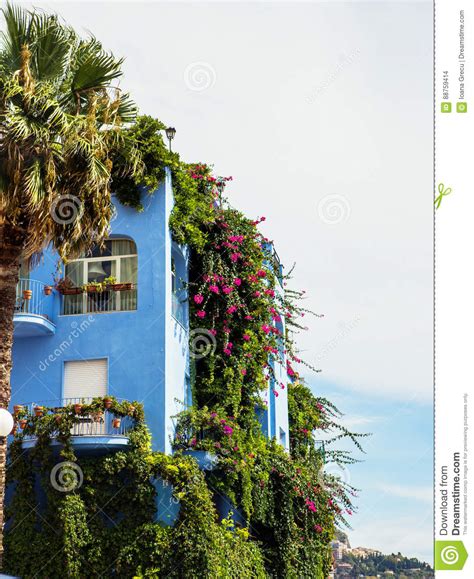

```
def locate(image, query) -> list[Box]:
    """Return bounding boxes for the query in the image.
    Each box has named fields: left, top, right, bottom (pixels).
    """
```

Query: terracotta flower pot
left=112, top=283, right=133, bottom=291
left=74, top=404, right=83, bottom=415
left=19, top=419, right=27, bottom=429
left=55, top=415, right=62, bottom=425
left=112, top=418, right=121, bottom=429
left=86, top=286, right=98, bottom=293
left=23, top=289, right=32, bottom=300
left=43, top=285, right=53, bottom=296
left=92, top=412, right=103, bottom=423
left=104, top=398, right=113, bottom=409
left=13, top=404, right=23, bottom=416
left=61, top=287, right=83, bottom=295
left=34, top=406, right=43, bottom=417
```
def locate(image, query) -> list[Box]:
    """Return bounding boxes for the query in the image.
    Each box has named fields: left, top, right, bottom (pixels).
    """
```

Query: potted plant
left=74, top=403, right=83, bottom=415
left=104, top=397, right=113, bottom=409
left=23, top=289, right=32, bottom=300
left=112, top=418, right=121, bottom=429
left=13, top=404, right=23, bottom=416
left=19, top=419, right=28, bottom=429
left=43, top=285, right=53, bottom=296
left=55, top=277, right=83, bottom=296
left=34, top=406, right=44, bottom=417
left=83, top=281, right=104, bottom=294
left=91, top=411, right=103, bottom=423
left=113, top=282, right=134, bottom=291
left=103, top=276, right=117, bottom=290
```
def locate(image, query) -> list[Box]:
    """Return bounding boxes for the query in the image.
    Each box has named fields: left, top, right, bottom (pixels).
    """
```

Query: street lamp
left=165, top=127, right=176, bottom=152
left=0, top=408, right=14, bottom=437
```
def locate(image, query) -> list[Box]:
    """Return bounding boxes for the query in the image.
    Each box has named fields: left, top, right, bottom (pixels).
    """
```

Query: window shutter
left=63, top=359, right=108, bottom=401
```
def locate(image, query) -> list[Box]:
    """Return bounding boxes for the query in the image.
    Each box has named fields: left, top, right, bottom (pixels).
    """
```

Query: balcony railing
left=18, top=397, right=135, bottom=441
left=61, top=287, right=137, bottom=315
left=15, top=278, right=54, bottom=319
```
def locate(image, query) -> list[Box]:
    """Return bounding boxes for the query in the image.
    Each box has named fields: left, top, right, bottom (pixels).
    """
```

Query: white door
left=63, top=359, right=108, bottom=434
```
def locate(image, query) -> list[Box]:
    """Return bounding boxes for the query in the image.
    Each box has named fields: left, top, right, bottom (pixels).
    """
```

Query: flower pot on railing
left=23, top=290, right=32, bottom=300
left=34, top=406, right=44, bottom=418
left=111, top=283, right=134, bottom=291
left=104, top=397, right=113, bottom=409
left=112, top=418, right=121, bottom=429
left=13, top=405, right=23, bottom=416
left=92, top=411, right=103, bottom=423
left=74, top=404, right=83, bottom=415
left=43, top=285, right=53, bottom=296
left=19, top=419, right=28, bottom=429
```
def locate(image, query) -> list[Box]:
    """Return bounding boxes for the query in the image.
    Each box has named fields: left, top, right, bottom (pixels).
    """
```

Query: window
left=171, top=247, right=188, bottom=326
left=63, top=359, right=108, bottom=401
left=62, top=238, right=138, bottom=315
left=279, top=428, right=287, bottom=448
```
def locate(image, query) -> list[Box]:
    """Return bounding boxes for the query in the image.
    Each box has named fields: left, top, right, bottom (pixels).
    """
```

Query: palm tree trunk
left=0, top=233, right=22, bottom=568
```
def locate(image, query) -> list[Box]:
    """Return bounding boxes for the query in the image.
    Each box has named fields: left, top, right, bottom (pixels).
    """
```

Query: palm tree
left=0, top=3, right=140, bottom=563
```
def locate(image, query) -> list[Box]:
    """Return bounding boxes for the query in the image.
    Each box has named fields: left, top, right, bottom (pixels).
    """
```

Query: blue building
left=10, top=170, right=290, bottom=458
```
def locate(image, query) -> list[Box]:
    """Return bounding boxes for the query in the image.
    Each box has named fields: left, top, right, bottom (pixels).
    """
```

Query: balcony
left=16, top=397, right=136, bottom=455
left=14, top=278, right=56, bottom=337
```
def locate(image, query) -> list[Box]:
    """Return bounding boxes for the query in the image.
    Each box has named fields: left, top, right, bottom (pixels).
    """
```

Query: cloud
left=377, top=483, right=432, bottom=503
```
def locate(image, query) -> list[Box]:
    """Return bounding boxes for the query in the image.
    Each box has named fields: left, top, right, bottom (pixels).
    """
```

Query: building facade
left=9, top=171, right=289, bottom=457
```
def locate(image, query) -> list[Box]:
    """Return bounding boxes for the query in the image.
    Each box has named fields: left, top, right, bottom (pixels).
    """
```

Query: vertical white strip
left=435, top=0, right=473, bottom=574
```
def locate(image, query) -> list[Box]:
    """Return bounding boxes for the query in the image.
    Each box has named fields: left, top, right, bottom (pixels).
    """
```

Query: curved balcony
left=17, top=398, right=135, bottom=455
left=14, top=278, right=56, bottom=337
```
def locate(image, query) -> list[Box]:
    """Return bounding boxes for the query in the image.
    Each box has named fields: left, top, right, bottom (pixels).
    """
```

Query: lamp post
left=0, top=409, right=14, bottom=437
left=165, top=127, right=176, bottom=152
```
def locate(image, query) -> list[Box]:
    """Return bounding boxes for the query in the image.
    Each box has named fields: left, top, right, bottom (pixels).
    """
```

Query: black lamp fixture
left=165, top=127, right=176, bottom=151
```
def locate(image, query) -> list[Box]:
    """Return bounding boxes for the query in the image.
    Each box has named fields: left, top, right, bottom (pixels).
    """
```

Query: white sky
left=17, top=0, right=434, bottom=561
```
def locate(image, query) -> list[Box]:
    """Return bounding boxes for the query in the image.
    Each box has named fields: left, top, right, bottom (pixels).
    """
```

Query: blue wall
left=11, top=170, right=189, bottom=453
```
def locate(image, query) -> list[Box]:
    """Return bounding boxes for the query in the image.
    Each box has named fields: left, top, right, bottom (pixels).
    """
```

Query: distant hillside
left=340, top=551, right=434, bottom=578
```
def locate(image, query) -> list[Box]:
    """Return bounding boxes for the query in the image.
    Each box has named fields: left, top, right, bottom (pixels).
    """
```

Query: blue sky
left=25, top=0, right=433, bottom=563
left=312, top=377, right=433, bottom=563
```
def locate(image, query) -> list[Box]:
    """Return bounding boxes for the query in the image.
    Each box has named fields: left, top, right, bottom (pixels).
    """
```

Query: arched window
left=62, top=238, right=138, bottom=315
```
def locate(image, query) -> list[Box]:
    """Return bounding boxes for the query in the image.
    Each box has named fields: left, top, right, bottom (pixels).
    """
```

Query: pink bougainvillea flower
left=223, top=348, right=232, bottom=356
left=243, top=334, right=250, bottom=341
left=314, top=525, right=323, bottom=533
left=210, top=412, right=218, bottom=418
left=223, top=425, right=233, bottom=436
left=233, top=446, right=239, bottom=452
left=214, top=442, right=221, bottom=449
left=241, top=369, right=247, bottom=376
left=272, top=389, right=279, bottom=397
left=190, top=438, right=197, bottom=447
left=203, top=274, right=211, bottom=282
left=305, top=499, right=317, bottom=513
left=234, top=278, right=242, bottom=286
left=223, top=327, right=231, bottom=334
left=226, top=306, right=238, bottom=314
left=194, top=294, right=204, bottom=304
left=254, top=291, right=261, bottom=298
left=244, top=315, right=253, bottom=321
left=210, top=329, right=217, bottom=336
left=196, top=310, right=206, bottom=318
left=261, top=324, right=271, bottom=334
left=264, top=289, right=275, bottom=297
left=222, top=286, right=233, bottom=295
left=209, top=285, right=220, bottom=294
left=248, top=275, right=257, bottom=283
left=230, top=253, right=241, bottom=262
left=257, top=269, right=266, bottom=278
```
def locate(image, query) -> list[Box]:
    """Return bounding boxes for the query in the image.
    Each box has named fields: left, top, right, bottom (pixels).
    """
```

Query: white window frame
left=62, top=239, right=137, bottom=315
